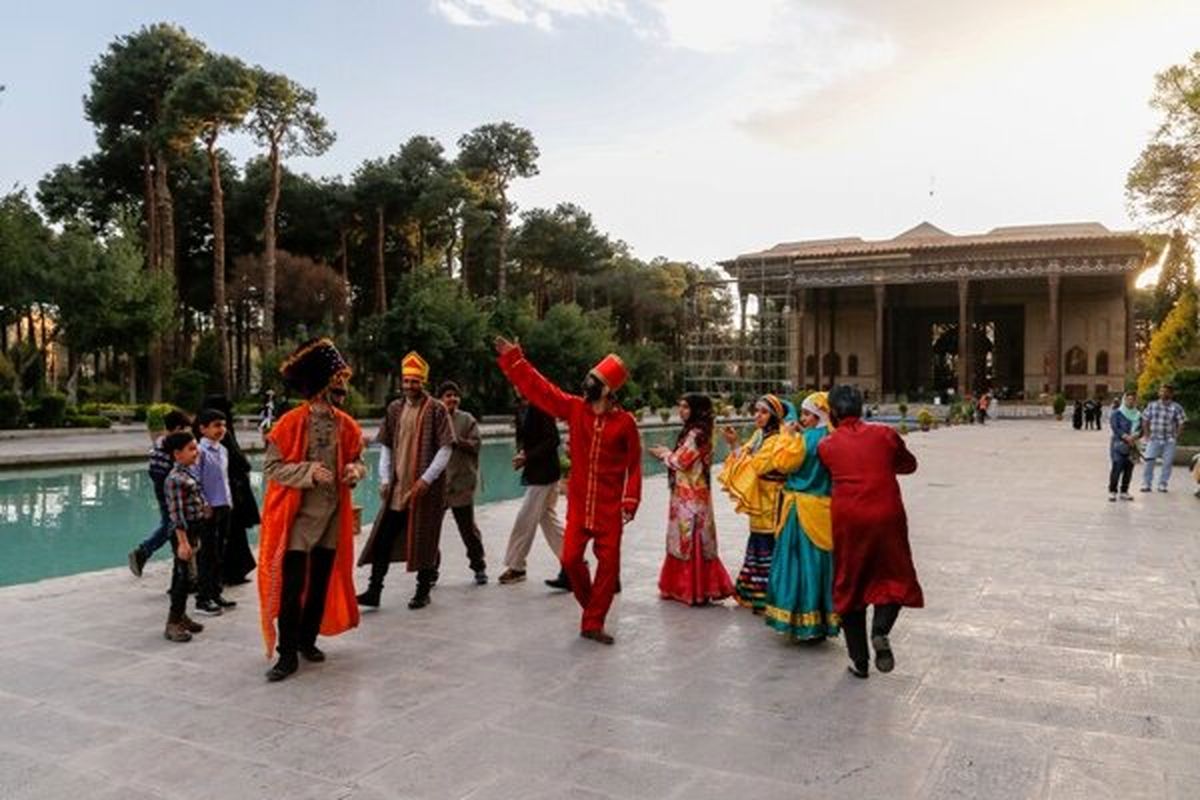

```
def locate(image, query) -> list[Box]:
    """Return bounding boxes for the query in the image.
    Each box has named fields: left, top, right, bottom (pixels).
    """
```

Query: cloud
left=431, top=0, right=630, bottom=32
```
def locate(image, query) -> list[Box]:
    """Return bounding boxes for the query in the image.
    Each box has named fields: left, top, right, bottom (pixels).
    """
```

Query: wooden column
left=794, top=289, right=807, bottom=391
left=1047, top=274, right=1062, bottom=393
left=1124, top=272, right=1136, bottom=384
left=874, top=283, right=886, bottom=396
left=957, top=278, right=969, bottom=395
left=814, top=289, right=823, bottom=390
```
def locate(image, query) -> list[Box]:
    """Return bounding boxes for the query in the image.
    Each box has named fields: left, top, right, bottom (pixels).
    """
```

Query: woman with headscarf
left=649, top=394, right=735, bottom=606
left=717, top=393, right=789, bottom=613
left=764, top=392, right=839, bottom=641
left=1108, top=390, right=1141, bottom=501
left=202, top=394, right=260, bottom=585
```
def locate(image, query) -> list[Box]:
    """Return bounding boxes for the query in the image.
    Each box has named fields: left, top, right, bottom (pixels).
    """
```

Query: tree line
left=0, top=22, right=731, bottom=417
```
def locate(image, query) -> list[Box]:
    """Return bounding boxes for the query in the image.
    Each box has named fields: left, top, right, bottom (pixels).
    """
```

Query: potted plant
left=658, top=407, right=671, bottom=423
left=1052, top=393, right=1067, bottom=421
left=897, top=401, right=909, bottom=420
left=917, top=408, right=934, bottom=432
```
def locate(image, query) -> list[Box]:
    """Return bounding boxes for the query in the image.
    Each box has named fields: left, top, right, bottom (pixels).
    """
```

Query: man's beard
left=582, top=374, right=604, bottom=403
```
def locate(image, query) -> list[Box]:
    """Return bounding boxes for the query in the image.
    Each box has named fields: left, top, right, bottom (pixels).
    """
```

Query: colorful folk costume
left=656, top=394, right=735, bottom=605
left=764, top=393, right=839, bottom=640
left=718, top=394, right=788, bottom=613
left=258, top=338, right=366, bottom=682
left=357, top=352, right=455, bottom=610
left=818, top=404, right=923, bottom=678
left=498, top=346, right=642, bottom=643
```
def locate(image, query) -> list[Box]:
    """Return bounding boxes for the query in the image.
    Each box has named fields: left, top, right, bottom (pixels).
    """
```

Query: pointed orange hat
left=401, top=351, right=429, bottom=382
left=589, top=353, right=628, bottom=391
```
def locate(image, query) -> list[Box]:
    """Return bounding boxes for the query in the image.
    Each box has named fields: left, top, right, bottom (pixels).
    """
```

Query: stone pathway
left=1, top=419, right=1198, bottom=799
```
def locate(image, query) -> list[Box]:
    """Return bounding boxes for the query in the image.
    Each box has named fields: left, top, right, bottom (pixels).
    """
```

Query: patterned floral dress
left=657, top=430, right=735, bottom=605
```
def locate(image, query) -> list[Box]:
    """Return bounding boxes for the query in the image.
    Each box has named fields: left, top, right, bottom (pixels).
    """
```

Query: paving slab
left=0, top=419, right=1197, bottom=798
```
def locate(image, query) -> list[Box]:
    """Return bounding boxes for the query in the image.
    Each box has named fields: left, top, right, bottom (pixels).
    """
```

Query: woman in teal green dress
left=764, top=392, right=839, bottom=641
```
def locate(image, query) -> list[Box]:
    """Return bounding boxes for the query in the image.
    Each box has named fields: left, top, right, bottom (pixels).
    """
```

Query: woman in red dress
left=650, top=394, right=735, bottom=605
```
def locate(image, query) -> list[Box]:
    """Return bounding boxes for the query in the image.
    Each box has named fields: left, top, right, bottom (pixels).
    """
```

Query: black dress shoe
left=846, top=663, right=869, bottom=679
left=356, top=588, right=381, bottom=608
left=408, top=591, right=431, bottom=610
left=299, top=645, right=325, bottom=663
left=214, top=596, right=237, bottom=609
left=266, top=652, right=299, bottom=682
left=544, top=570, right=571, bottom=591
left=580, top=629, right=615, bottom=645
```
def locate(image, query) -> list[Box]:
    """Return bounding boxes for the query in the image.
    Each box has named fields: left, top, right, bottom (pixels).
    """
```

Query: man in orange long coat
left=818, top=384, right=923, bottom=679
left=258, top=339, right=366, bottom=682
left=495, top=336, right=641, bottom=644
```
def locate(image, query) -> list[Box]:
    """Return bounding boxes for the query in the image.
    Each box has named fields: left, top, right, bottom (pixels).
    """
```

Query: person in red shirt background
left=495, top=336, right=641, bottom=645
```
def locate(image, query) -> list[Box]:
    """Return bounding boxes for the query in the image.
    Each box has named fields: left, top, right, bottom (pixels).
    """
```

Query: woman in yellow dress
left=718, top=394, right=789, bottom=613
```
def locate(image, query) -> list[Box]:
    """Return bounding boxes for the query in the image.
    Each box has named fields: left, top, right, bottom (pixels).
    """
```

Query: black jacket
left=516, top=403, right=561, bottom=486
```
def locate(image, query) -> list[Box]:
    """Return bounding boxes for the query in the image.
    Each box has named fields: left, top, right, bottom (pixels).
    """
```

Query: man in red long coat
left=495, top=336, right=641, bottom=645
left=818, top=384, right=924, bottom=678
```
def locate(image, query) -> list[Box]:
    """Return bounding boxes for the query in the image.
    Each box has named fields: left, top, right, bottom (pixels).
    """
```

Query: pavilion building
left=703, top=222, right=1150, bottom=401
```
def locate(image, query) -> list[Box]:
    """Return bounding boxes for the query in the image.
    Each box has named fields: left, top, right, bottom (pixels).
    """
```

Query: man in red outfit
left=818, top=384, right=924, bottom=678
left=495, top=336, right=641, bottom=645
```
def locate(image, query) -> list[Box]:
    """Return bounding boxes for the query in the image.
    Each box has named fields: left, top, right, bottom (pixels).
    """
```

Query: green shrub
left=1170, top=367, right=1200, bottom=419
left=28, top=392, right=68, bottom=428
left=658, top=408, right=671, bottom=423
left=897, top=402, right=908, bottom=418
left=0, top=391, right=23, bottom=429
left=133, top=404, right=147, bottom=422
left=916, top=408, right=934, bottom=429
left=78, top=380, right=124, bottom=405
left=145, top=402, right=177, bottom=433
left=168, top=368, right=209, bottom=413
left=0, top=352, right=16, bottom=391
left=1052, top=393, right=1067, bottom=416
left=1178, top=420, right=1200, bottom=446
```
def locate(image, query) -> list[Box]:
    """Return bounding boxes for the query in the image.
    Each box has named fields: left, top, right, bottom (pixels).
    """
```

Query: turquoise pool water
left=0, top=428, right=733, bottom=587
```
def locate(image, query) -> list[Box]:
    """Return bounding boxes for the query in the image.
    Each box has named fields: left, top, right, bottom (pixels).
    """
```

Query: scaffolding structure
left=682, top=260, right=795, bottom=398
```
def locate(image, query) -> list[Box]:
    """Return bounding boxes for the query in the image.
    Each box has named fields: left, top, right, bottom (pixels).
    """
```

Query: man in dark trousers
left=439, top=381, right=488, bottom=585
left=818, top=384, right=924, bottom=678
left=357, top=352, right=455, bottom=610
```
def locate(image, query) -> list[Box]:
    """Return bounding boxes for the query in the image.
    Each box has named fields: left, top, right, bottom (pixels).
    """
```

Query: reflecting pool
left=0, top=427, right=741, bottom=587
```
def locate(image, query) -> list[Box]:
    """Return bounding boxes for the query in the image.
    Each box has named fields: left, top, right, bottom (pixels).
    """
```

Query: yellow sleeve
left=719, top=435, right=782, bottom=518
left=770, top=430, right=807, bottom=474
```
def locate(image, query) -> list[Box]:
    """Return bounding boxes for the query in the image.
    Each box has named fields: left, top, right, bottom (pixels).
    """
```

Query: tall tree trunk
left=262, top=141, right=282, bottom=351
left=152, top=149, right=176, bottom=403
left=374, top=205, right=387, bottom=313
left=142, top=144, right=160, bottom=272
left=496, top=188, right=508, bottom=297
left=338, top=226, right=351, bottom=334
left=206, top=136, right=231, bottom=395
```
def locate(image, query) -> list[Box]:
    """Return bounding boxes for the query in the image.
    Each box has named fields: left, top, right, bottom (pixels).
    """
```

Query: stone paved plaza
left=1, top=419, right=1198, bottom=799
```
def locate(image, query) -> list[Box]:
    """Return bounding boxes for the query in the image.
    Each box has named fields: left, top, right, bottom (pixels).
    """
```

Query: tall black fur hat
left=280, top=338, right=352, bottom=399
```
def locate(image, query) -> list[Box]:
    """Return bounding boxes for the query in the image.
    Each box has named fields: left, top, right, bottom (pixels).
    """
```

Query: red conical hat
left=589, top=353, right=628, bottom=391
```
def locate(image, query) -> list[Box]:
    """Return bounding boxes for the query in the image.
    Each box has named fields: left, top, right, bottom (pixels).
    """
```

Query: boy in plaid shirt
left=163, top=431, right=210, bottom=643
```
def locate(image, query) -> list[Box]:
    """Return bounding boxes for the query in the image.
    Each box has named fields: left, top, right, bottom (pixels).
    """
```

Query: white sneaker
left=1119, top=492, right=1134, bottom=501
left=1108, top=493, right=1117, bottom=502
left=1157, top=486, right=1168, bottom=493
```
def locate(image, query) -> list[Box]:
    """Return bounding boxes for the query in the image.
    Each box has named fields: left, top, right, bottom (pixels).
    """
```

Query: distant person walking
left=1072, top=400, right=1084, bottom=430
left=1140, top=383, right=1187, bottom=492
left=259, top=390, right=276, bottom=433
left=1109, top=391, right=1141, bottom=502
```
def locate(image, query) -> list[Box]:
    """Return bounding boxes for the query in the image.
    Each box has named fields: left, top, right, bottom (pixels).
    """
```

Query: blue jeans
left=1141, top=438, right=1177, bottom=489
left=139, top=503, right=172, bottom=556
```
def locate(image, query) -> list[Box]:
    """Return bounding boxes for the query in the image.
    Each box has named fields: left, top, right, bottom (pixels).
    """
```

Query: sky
left=2, top=0, right=1199, bottom=270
